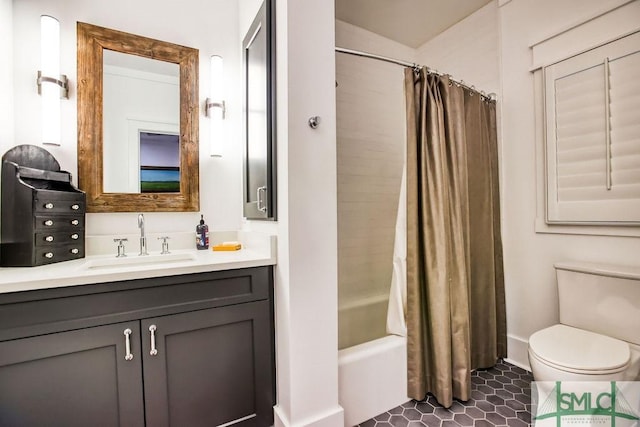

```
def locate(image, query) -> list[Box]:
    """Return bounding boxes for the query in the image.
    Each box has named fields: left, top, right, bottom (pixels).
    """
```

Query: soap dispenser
left=196, top=214, right=209, bottom=250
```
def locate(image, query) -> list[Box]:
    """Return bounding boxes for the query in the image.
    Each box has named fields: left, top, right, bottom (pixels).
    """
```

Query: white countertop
left=0, top=232, right=276, bottom=294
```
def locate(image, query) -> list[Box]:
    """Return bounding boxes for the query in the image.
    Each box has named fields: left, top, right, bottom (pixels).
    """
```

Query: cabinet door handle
left=71, top=204, right=80, bottom=210
left=149, top=325, right=158, bottom=356
left=124, top=328, right=134, bottom=361
left=257, top=186, right=267, bottom=212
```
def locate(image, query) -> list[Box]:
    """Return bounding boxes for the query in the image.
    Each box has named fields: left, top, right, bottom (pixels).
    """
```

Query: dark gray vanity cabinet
left=0, top=267, right=275, bottom=427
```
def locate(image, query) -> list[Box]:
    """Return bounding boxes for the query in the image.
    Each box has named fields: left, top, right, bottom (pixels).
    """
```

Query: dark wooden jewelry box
left=1, top=145, right=86, bottom=267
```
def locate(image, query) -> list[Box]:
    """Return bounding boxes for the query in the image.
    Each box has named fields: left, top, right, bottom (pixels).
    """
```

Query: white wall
left=8, top=0, right=244, bottom=238
left=416, top=1, right=499, bottom=94
left=266, top=0, right=344, bottom=425
left=239, top=0, right=263, bottom=37
left=0, top=0, right=13, bottom=148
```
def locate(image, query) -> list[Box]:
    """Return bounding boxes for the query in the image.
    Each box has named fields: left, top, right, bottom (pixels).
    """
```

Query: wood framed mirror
left=77, top=22, right=199, bottom=213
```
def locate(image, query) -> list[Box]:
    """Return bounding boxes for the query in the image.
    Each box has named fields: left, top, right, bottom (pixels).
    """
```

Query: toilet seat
left=529, top=324, right=630, bottom=375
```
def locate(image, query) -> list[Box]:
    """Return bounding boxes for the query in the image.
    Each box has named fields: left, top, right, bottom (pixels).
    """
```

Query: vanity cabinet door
left=141, top=301, right=274, bottom=427
left=0, top=322, right=145, bottom=427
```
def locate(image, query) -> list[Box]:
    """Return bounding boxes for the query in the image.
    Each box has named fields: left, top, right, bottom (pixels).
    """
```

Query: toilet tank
left=556, top=261, right=640, bottom=346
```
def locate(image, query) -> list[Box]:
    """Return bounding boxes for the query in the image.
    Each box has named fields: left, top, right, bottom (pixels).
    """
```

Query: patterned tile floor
left=359, top=361, right=533, bottom=427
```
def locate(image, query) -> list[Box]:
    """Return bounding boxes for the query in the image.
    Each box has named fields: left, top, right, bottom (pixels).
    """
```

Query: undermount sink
left=82, top=252, right=198, bottom=271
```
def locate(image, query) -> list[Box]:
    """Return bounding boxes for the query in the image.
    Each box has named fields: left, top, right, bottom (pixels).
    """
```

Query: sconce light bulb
left=40, top=15, right=61, bottom=146
left=210, top=55, right=224, bottom=100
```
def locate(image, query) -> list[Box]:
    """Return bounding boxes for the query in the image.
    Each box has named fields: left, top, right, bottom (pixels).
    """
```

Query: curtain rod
left=335, top=46, right=496, bottom=101
left=335, top=47, right=419, bottom=70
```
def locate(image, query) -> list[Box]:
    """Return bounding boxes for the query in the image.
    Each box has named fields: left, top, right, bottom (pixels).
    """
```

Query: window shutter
left=544, top=31, right=640, bottom=224
left=609, top=51, right=640, bottom=201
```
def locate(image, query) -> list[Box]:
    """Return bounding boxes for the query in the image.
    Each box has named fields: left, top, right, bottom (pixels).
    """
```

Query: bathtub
left=338, top=335, right=409, bottom=426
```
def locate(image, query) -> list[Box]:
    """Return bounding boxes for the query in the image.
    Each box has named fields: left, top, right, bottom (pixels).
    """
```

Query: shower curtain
left=386, top=164, right=407, bottom=337
left=404, top=69, right=506, bottom=408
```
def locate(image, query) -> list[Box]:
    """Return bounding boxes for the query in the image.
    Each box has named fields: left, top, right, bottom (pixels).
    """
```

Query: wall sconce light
left=38, top=15, right=68, bottom=146
left=205, top=55, right=226, bottom=157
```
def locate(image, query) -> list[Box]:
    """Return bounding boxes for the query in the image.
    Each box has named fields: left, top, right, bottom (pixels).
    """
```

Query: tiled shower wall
left=336, top=20, right=412, bottom=349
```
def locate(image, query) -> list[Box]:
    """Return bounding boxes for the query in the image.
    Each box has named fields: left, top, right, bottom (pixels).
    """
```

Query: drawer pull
left=70, top=248, right=79, bottom=255
left=44, top=202, right=54, bottom=209
left=44, top=252, right=54, bottom=259
left=44, top=220, right=54, bottom=227
left=45, top=235, right=54, bottom=242
left=70, top=219, right=79, bottom=226
left=124, top=328, right=134, bottom=361
left=71, top=204, right=80, bottom=210
left=70, top=233, right=79, bottom=240
left=149, top=325, right=158, bottom=356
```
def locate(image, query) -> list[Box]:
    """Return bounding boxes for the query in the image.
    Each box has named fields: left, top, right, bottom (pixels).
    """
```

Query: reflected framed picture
left=139, top=131, right=180, bottom=193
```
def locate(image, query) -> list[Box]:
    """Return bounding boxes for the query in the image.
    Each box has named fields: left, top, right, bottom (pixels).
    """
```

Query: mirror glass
left=102, top=51, right=180, bottom=193
left=77, top=22, right=199, bottom=212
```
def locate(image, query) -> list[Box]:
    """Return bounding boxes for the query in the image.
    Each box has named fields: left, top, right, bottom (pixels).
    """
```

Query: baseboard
left=504, top=357, right=531, bottom=372
left=274, top=405, right=344, bottom=427
left=507, top=333, right=531, bottom=371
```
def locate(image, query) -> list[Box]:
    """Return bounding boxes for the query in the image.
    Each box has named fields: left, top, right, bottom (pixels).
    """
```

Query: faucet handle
left=158, top=236, right=171, bottom=254
left=113, top=238, right=128, bottom=258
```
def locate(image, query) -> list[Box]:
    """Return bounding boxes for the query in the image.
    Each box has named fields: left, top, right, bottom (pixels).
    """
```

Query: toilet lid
left=529, top=324, right=630, bottom=372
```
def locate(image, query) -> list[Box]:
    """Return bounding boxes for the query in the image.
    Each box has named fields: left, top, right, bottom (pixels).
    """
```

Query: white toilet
left=528, top=261, right=640, bottom=382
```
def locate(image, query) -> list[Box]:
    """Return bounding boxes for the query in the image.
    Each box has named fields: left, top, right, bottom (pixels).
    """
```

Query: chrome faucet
left=138, top=213, right=149, bottom=256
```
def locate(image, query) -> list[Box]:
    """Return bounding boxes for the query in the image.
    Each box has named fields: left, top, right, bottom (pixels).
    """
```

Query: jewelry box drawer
left=34, top=199, right=84, bottom=214
left=35, top=244, right=85, bottom=266
left=34, top=215, right=85, bottom=231
left=35, top=231, right=84, bottom=246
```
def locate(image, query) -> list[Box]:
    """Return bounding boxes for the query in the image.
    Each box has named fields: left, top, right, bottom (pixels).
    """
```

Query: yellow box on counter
left=212, top=242, right=242, bottom=251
